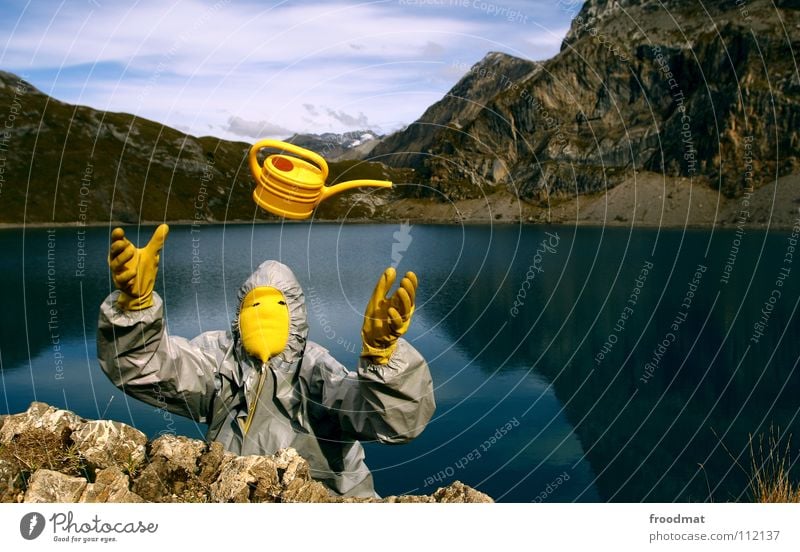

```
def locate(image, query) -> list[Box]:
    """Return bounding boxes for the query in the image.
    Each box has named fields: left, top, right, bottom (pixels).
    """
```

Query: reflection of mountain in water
left=423, top=226, right=800, bottom=501
left=0, top=228, right=111, bottom=371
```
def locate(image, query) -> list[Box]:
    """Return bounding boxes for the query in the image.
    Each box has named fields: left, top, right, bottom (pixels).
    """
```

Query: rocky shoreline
left=0, top=402, right=492, bottom=504
left=2, top=170, right=798, bottom=230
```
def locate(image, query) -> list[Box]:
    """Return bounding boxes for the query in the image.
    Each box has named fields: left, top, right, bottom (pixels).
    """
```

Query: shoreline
left=0, top=219, right=798, bottom=231
left=3, top=171, right=797, bottom=231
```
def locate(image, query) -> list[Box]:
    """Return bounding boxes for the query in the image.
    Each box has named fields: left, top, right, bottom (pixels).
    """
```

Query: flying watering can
left=248, top=139, right=393, bottom=220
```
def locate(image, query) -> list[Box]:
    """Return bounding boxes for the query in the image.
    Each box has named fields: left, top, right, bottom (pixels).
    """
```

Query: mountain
left=371, top=0, right=800, bottom=201
left=0, top=72, right=407, bottom=224
left=370, top=52, right=541, bottom=200
left=0, top=70, right=252, bottom=224
left=285, top=130, right=381, bottom=160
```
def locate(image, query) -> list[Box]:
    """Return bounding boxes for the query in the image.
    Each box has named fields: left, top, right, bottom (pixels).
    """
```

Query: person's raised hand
left=108, top=224, right=169, bottom=310
left=361, top=267, right=418, bottom=364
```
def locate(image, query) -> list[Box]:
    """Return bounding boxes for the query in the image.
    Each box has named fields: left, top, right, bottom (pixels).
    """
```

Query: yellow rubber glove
left=361, top=267, right=418, bottom=365
left=108, top=224, right=169, bottom=311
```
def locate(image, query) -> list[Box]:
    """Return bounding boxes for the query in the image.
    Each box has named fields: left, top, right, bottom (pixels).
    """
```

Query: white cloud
left=324, top=107, right=369, bottom=128
left=420, top=41, right=446, bottom=59
left=224, top=115, right=293, bottom=139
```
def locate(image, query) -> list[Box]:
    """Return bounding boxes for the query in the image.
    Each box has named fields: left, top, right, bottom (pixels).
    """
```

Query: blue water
left=2, top=223, right=799, bottom=502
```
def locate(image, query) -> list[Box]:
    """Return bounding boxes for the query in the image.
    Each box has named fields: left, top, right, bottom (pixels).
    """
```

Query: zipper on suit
left=242, top=363, right=267, bottom=436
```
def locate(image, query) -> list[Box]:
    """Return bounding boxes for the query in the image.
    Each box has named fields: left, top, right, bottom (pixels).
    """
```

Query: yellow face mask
left=238, top=286, right=290, bottom=363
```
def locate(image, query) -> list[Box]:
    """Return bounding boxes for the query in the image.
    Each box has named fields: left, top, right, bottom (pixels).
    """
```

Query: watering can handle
left=248, top=139, right=329, bottom=181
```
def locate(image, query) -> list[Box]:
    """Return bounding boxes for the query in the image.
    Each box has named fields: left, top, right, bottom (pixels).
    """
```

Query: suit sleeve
left=96, top=291, right=219, bottom=423
left=308, top=339, right=436, bottom=444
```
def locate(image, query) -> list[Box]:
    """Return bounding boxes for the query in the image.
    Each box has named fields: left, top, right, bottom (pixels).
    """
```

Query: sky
left=0, top=0, right=581, bottom=142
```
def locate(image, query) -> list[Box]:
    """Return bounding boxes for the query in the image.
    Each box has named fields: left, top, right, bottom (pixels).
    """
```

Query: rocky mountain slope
left=370, top=51, right=541, bottom=187
left=0, top=402, right=492, bottom=503
left=371, top=0, right=800, bottom=201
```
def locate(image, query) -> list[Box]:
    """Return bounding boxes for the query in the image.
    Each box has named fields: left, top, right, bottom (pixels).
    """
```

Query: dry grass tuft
left=748, top=426, right=800, bottom=503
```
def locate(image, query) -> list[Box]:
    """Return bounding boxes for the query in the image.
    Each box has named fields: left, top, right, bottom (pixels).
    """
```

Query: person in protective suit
left=96, top=224, right=435, bottom=498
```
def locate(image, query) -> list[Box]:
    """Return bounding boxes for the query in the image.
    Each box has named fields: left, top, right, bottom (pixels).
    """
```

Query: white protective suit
left=97, top=260, right=436, bottom=497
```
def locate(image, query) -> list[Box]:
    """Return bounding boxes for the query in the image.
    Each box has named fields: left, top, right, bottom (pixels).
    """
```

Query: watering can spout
left=320, top=178, right=393, bottom=201
left=248, top=139, right=393, bottom=220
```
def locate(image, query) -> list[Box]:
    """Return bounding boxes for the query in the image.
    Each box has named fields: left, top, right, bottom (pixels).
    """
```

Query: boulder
left=432, top=480, right=493, bottom=503
left=210, top=455, right=281, bottom=503
left=131, top=435, right=210, bottom=502
left=71, top=420, right=147, bottom=471
left=280, top=478, right=332, bottom=503
left=197, top=441, right=231, bottom=485
left=0, top=402, right=82, bottom=444
left=80, top=467, right=143, bottom=503
left=131, top=457, right=171, bottom=502
left=24, top=469, right=86, bottom=503
left=273, top=447, right=309, bottom=486
left=148, top=434, right=206, bottom=474
left=267, top=448, right=331, bottom=502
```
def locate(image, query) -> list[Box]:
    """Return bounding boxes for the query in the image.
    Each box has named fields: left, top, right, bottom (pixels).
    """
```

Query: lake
left=2, top=222, right=799, bottom=502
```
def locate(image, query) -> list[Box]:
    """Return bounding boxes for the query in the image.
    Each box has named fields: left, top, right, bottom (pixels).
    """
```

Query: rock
left=131, top=457, right=209, bottom=503
left=339, top=496, right=382, bottom=503
left=207, top=447, right=319, bottom=503
left=432, top=481, right=494, bottom=503
left=80, top=467, right=143, bottom=503
left=0, top=455, right=23, bottom=502
left=197, top=441, right=229, bottom=485
left=71, top=420, right=147, bottom=471
left=280, top=478, right=332, bottom=503
left=130, top=457, right=171, bottom=502
left=0, top=402, right=83, bottom=444
left=383, top=495, right=435, bottom=503
left=130, top=435, right=208, bottom=502
left=148, top=434, right=205, bottom=474
left=338, top=482, right=490, bottom=503
left=257, top=447, right=331, bottom=503
left=24, top=469, right=86, bottom=503
left=0, top=403, right=496, bottom=503
left=210, top=455, right=282, bottom=503
left=273, top=447, right=310, bottom=486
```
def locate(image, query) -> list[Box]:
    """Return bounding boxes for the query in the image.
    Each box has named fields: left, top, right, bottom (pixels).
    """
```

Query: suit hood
left=231, top=260, right=308, bottom=368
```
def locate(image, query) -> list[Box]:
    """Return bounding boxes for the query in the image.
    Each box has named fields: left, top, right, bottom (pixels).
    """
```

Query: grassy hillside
left=0, top=71, right=411, bottom=225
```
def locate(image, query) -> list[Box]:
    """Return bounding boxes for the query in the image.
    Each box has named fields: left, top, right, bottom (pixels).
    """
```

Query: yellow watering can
left=248, top=139, right=393, bottom=220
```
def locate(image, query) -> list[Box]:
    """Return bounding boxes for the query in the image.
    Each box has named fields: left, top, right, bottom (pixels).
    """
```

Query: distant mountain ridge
left=286, top=130, right=381, bottom=160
